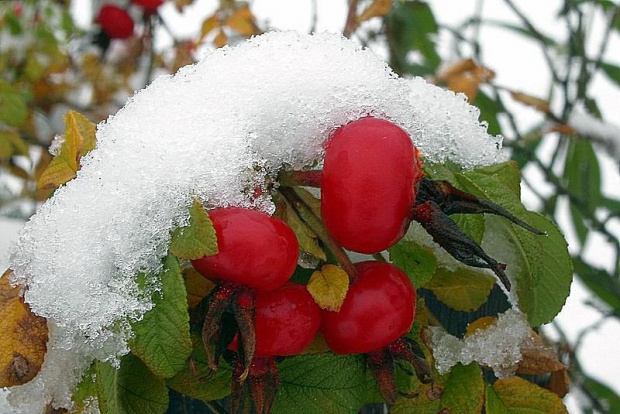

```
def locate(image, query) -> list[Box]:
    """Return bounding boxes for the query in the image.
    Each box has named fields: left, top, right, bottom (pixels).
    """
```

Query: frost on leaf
left=0, top=270, right=48, bottom=388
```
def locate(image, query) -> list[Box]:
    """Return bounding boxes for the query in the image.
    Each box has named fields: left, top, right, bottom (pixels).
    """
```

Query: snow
left=6, top=31, right=505, bottom=410
left=429, top=309, right=531, bottom=378
left=568, top=108, right=620, bottom=161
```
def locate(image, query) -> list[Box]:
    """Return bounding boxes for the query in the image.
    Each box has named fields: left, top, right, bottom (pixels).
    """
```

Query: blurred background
left=0, top=0, right=619, bottom=412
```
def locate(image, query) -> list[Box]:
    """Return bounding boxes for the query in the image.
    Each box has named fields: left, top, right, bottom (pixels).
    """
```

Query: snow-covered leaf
left=169, top=200, right=218, bottom=260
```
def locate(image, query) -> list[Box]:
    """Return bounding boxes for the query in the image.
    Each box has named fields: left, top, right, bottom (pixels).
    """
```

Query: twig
left=343, top=0, right=359, bottom=38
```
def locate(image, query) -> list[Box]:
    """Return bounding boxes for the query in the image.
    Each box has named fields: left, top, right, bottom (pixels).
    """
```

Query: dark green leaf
left=96, top=354, right=169, bottom=414
left=170, top=200, right=218, bottom=260
left=564, top=139, right=601, bottom=215
left=569, top=204, right=589, bottom=246
left=386, top=1, right=440, bottom=76
left=130, top=256, right=192, bottom=378
left=388, top=239, right=437, bottom=287
left=601, top=62, right=620, bottom=86
left=273, top=353, right=381, bottom=414
left=166, top=334, right=232, bottom=402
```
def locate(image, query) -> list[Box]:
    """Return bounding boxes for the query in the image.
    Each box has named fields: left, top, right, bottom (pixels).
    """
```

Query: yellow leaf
left=0, top=270, right=48, bottom=387
left=489, top=377, right=568, bottom=414
left=37, top=110, right=96, bottom=191
left=358, top=0, right=393, bottom=23
left=213, top=29, right=229, bottom=48
left=199, top=15, right=219, bottom=43
left=510, top=91, right=551, bottom=114
left=282, top=197, right=326, bottom=261
left=307, top=264, right=349, bottom=312
left=225, top=5, right=258, bottom=37
left=424, top=267, right=496, bottom=312
left=465, top=316, right=496, bottom=336
left=184, top=267, right=215, bottom=309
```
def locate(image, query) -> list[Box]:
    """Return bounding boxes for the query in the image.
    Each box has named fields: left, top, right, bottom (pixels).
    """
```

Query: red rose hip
left=97, top=4, right=134, bottom=39
left=321, top=261, right=416, bottom=355
left=321, top=117, right=421, bottom=254
left=191, top=207, right=299, bottom=292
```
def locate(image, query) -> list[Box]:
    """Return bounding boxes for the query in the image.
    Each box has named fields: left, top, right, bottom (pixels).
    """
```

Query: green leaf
left=601, top=62, right=620, bottom=86
left=425, top=267, right=496, bottom=312
left=273, top=353, right=381, bottom=414
left=487, top=377, right=568, bottom=413
left=166, top=334, right=232, bottom=402
left=169, top=200, right=218, bottom=260
left=392, top=363, right=484, bottom=414
left=386, top=1, right=440, bottom=76
left=282, top=196, right=326, bottom=261
left=483, top=212, right=573, bottom=326
left=452, top=214, right=485, bottom=244
left=0, top=80, right=28, bottom=127
left=564, top=139, right=601, bottom=216
left=475, top=18, right=558, bottom=46
left=96, top=354, right=169, bottom=414
left=389, top=239, right=437, bottom=287
left=0, top=131, right=28, bottom=161
left=473, top=91, right=504, bottom=136
left=130, top=256, right=192, bottom=378
left=583, top=376, right=620, bottom=412
left=574, top=258, right=620, bottom=311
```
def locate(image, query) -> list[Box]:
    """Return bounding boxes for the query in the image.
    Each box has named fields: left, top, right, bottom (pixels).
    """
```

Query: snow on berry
left=7, top=32, right=506, bottom=410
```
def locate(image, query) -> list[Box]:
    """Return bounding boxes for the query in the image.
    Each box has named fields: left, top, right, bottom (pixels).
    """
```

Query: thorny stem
left=278, top=187, right=358, bottom=283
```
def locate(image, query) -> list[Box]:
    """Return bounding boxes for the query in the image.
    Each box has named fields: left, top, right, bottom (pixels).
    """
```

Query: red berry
left=191, top=207, right=299, bottom=292
left=97, top=5, right=134, bottom=39
left=321, top=261, right=416, bottom=355
left=231, top=283, right=321, bottom=357
left=321, top=117, right=422, bottom=254
left=131, top=0, right=164, bottom=12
